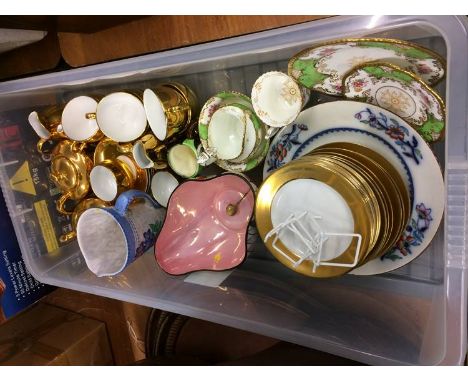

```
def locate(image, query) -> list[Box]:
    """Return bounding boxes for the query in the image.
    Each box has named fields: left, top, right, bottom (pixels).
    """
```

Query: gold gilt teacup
left=59, top=198, right=110, bottom=243
left=161, top=82, right=199, bottom=123
left=132, top=134, right=168, bottom=170
left=90, top=159, right=136, bottom=202
left=132, top=83, right=197, bottom=170
left=93, top=138, right=134, bottom=165
left=93, top=138, right=150, bottom=193
left=49, top=140, right=93, bottom=215
left=143, top=83, right=195, bottom=141
left=89, top=83, right=196, bottom=144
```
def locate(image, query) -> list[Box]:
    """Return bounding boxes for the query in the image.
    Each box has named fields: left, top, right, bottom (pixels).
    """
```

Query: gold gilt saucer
left=256, top=157, right=377, bottom=278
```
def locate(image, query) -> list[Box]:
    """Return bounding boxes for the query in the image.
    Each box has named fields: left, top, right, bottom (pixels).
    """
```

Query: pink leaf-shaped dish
left=155, top=173, right=255, bottom=275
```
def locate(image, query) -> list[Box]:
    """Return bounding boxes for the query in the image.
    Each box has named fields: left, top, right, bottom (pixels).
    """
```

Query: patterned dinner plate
left=263, top=100, right=444, bottom=275
left=288, top=38, right=446, bottom=96
left=343, top=62, right=445, bottom=142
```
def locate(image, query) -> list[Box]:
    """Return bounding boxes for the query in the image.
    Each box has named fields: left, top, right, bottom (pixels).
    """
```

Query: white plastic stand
left=264, top=211, right=362, bottom=273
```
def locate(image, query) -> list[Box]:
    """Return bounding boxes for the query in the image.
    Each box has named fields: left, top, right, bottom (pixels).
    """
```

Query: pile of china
left=29, top=38, right=445, bottom=278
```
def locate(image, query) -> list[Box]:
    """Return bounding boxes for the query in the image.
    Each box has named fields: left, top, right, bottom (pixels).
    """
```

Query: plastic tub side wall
left=0, top=16, right=466, bottom=365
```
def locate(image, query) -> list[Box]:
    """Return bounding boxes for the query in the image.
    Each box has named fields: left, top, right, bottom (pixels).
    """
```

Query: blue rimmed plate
left=263, top=100, right=444, bottom=275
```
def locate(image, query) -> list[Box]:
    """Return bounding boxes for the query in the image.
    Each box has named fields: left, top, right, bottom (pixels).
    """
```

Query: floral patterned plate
left=288, top=38, right=446, bottom=96
left=343, top=62, right=445, bottom=142
left=263, top=100, right=444, bottom=275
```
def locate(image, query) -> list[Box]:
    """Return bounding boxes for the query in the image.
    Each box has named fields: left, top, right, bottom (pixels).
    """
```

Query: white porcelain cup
left=168, top=139, right=200, bottom=178
left=77, top=190, right=165, bottom=277
left=90, top=160, right=135, bottom=202
left=143, top=85, right=192, bottom=141
left=96, top=92, right=147, bottom=142
left=252, top=71, right=309, bottom=131
left=61, top=96, right=103, bottom=142
left=132, top=134, right=167, bottom=170
left=151, top=171, right=179, bottom=207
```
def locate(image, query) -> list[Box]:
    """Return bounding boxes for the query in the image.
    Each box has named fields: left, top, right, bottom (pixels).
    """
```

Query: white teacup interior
left=270, top=179, right=354, bottom=262
left=168, top=144, right=198, bottom=178
left=62, top=96, right=99, bottom=141
left=252, top=71, right=302, bottom=127
left=132, top=141, right=154, bottom=169
left=151, top=171, right=179, bottom=207
left=77, top=208, right=128, bottom=277
left=143, top=89, right=168, bottom=141
left=96, top=92, right=147, bottom=142
left=208, top=106, right=245, bottom=160
left=90, top=165, right=118, bottom=202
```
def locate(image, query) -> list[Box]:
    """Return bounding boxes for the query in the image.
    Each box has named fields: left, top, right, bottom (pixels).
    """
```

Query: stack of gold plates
left=256, top=142, right=410, bottom=278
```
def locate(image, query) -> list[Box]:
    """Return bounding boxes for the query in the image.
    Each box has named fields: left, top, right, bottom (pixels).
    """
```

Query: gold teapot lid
left=52, top=140, right=85, bottom=157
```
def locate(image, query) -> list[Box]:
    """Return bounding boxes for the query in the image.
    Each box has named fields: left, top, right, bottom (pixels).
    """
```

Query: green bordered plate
left=343, top=62, right=445, bottom=142
left=288, top=38, right=446, bottom=96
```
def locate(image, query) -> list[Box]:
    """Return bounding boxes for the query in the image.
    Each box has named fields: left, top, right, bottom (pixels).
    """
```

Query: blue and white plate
left=263, top=100, right=444, bottom=275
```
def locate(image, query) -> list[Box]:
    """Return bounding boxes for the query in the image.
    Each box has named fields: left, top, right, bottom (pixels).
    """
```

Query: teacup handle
left=133, top=140, right=168, bottom=170
left=196, top=145, right=216, bottom=166
left=56, top=192, right=74, bottom=215
left=167, top=105, right=190, bottom=114
left=59, top=230, right=76, bottom=243
left=114, top=190, right=161, bottom=216
left=37, top=138, right=50, bottom=154
left=37, top=131, right=70, bottom=154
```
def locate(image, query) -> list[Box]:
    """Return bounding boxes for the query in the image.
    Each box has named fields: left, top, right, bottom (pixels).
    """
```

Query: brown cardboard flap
left=0, top=303, right=113, bottom=365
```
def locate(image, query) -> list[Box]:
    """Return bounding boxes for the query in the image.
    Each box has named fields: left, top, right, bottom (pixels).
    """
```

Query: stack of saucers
left=255, top=142, right=410, bottom=278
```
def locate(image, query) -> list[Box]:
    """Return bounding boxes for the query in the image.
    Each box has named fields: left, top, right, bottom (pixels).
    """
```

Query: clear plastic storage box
left=0, top=16, right=467, bottom=365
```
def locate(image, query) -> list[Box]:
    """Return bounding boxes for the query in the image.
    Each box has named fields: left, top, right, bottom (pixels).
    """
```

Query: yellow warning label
left=10, top=161, right=36, bottom=196
left=34, top=200, right=59, bottom=252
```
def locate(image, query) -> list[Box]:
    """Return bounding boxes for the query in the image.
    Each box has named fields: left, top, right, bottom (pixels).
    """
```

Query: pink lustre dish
left=155, top=173, right=255, bottom=275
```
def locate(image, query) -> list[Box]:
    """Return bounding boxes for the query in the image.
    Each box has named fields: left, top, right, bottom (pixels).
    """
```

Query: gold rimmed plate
left=256, top=158, right=375, bottom=278
left=326, top=142, right=412, bottom=254
left=297, top=154, right=382, bottom=252
left=307, top=150, right=391, bottom=262
left=309, top=147, right=402, bottom=265
left=311, top=142, right=412, bottom=267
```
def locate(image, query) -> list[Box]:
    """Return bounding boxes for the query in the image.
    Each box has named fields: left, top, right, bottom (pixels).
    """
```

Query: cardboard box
left=43, top=288, right=151, bottom=365
left=0, top=303, right=113, bottom=365
left=0, top=184, right=54, bottom=324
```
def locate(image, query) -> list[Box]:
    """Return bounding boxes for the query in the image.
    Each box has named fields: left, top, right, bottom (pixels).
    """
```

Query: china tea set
left=29, top=37, right=446, bottom=279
